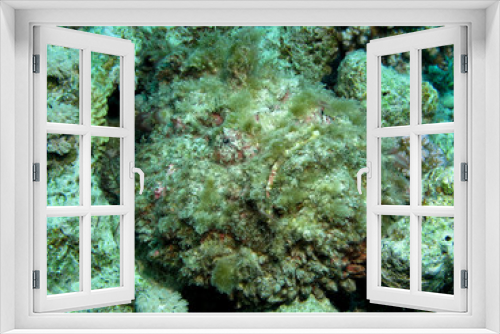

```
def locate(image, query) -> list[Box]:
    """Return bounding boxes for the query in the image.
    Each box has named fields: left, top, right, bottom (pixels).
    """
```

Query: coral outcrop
left=132, top=27, right=368, bottom=310
left=45, top=26, right=455, bottom=312
left=335, top=50, right=439, bottom=126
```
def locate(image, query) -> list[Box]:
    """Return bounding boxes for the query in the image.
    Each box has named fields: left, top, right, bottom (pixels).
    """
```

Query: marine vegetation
left=45, top=26, right=455, bottom=312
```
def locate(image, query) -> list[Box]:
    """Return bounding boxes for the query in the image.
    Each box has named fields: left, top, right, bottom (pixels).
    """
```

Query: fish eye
left=223, top=138, right=230, bottom=144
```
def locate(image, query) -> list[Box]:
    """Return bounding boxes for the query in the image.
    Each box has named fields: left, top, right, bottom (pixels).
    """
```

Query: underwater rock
left=135, top=277, right=189, bottom=313
left=335, top=50, right=439, bottom=125
left=47, top=134, right=78, bottom=156
left=381, top=216, right=454, bottom=294
left=133, top=27, right=369, bottom=309
left=335, top=50, right=368, bottom=101
left=73, top=271, right=188, bottom=313
left=338, top=26, right=371, bottom=52
left=213, top=128, right=258, bottom=165
left=275, top=295, right=339, bottom=312
left=211, top=248, right=261, bottom=295
left=64, top=26, right=453, bottom=312
left=274, top=27, right=340, bottom=83
left=47, top=41, right=119, bottom=127
left=47, top=148, right=126, bottom=296
left=46, top=45, right=80, bottom=125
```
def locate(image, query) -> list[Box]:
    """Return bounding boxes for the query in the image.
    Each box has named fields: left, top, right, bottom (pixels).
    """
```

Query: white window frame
left=33, top=26, right=136, bottom=312
left=365, top=26, right=467, bottom=312
left=1, top=1, right=498, bottom=333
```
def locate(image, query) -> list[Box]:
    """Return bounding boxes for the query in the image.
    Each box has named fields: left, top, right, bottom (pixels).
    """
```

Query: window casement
left=361, top=26, right=467, bottom=312
left=33, top=26, right=140, bottom=312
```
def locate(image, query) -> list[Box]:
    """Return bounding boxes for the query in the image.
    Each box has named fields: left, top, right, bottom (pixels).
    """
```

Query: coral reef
left=335, top=49, right=439, bottom=125
left=47, top=149, right=189, bottom=312
left=274, top=27, right=340, bottom=83
left=75, top=271, right=188, bottom=313
left=134, top=274, right=189, bottom=313
left=46, top=45, right=80, bottom=124
left=381, top=216, right=454, bottom=294
left=276, top=295, right=339, bottom=312
left=131, top=26, right=368, bottom=310
left=46, top=26, right=456, bottom=312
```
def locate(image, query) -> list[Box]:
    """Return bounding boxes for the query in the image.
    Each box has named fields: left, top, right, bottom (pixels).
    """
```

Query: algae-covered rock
left=381, top=215, right=454, bottom=294
left=274, top=26, right=340, bottom=83
left=131, top=27, right=369, bottom=310
left=46, top=45, right=80, bottom=125
left=276, top=295, right=339, bottom=312
left=74, top=271, right=188, bottom=313
left=335, top=50, right=439, bottom=125
left=135, top=277, right=189, bottom=313
left=47, top=159, right=127, bottom=295
left=58, top=26, right=455, bottom=312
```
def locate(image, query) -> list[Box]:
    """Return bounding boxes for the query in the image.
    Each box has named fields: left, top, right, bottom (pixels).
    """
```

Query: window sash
left=366, top=26, right=468, bottom=312
left=32, top=26, right=136, bottom=313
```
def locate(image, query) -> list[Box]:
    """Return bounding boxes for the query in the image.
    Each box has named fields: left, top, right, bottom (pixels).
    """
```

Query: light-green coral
left=211, top=248, right=261, bottom=295
left=211, top=255, right=238, bottom=295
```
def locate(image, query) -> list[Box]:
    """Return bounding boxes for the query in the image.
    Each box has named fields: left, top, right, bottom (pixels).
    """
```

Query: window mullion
left=409, top=47, right=420, bottom=294
left=82, top=47, right=92, bottom=294
left=77, top=49, right=84, bottom=294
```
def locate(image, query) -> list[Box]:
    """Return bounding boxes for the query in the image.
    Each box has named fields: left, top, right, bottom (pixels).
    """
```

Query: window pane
left=47, top=134, right=80, bottom=206
left=381, top=52, right=410, bottom=127
left=91, top=137, right=120, bottom=205
left=421, top=45, right=454, bottom=124
left=91, top=215, right=120, bottom=290
left=422, top=133, right=454, bottom=206
left=91, top=52, right=121, bottom=127
left=421, top=217, right=454, bottom=294
left=47, top=45, right=80, bottom=124
left=381, top=136, right=410, bottom=205
left=47, top=216, right=80, bottom=295
left=381, top=215, right=410, bottom=290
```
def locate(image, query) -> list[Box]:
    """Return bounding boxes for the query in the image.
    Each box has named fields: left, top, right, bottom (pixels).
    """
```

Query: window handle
left=129, top=162, right=144, bottom=194
left=357, top=162, right=372, bottom=194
